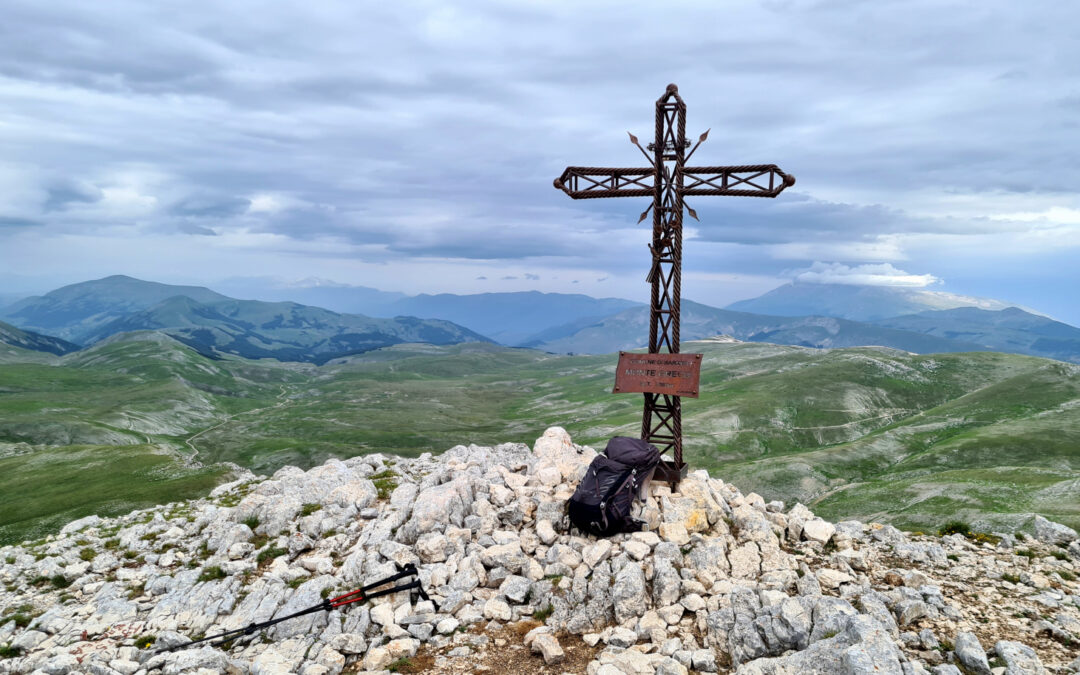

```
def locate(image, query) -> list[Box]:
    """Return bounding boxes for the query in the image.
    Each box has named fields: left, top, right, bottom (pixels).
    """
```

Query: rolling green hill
left=0, top=334, right=1076, bottom=543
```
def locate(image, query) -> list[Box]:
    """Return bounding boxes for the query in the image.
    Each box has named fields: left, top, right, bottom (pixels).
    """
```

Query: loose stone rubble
left=1, top=427, right=1078, bottom=674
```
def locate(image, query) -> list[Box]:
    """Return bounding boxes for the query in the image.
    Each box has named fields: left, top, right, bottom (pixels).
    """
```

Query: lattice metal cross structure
left=554, top=83, right=796, bottom=486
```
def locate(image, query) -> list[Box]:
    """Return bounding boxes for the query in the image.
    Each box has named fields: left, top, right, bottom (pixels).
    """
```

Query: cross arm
left=553, top=166, right=656, bottom=199
left=680, top=164, right=795, bottom=198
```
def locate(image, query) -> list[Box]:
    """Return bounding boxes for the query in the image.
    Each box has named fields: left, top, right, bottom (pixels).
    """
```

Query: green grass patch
left=242, top=516, right=260, bottom=531
left=79, top=547, right=97, bottom=562
left=197, top=566, right=227, bottom=582
left=0, top=444, right=229, bottom=546
left=256, top=546, right=287, bottom=566
left=532, top=604, right=554, bottom=622
left=1002, top=572, right=1021, bottom=583
left=0, top=644, right=24, bottom=659
left=299, top=503, right=322, bottom=517
left=133, top=634, right=156, bottom=650
left=369, top=470, right=399, bottom=501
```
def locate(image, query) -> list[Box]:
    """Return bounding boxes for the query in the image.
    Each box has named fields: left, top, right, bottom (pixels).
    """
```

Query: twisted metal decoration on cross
left=554, top=83, right=796, bottom=487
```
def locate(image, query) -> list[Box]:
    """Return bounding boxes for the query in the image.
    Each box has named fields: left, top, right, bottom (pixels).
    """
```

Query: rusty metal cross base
left=554, top=84, right=795, bottom=490
left=653, top=459, right=689, bottom=486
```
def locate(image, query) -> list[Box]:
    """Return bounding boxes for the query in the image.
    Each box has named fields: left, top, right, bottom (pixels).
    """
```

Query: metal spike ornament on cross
left=553, top=84, right=795, bottom=488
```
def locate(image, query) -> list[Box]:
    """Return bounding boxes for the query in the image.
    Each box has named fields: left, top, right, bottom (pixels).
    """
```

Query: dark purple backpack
left=568, top=437, right=661, bottom=537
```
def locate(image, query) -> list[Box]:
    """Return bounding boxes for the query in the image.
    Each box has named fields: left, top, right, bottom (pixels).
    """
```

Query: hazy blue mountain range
left=1, top=275, right=230, bottom=343
left=211, top=277, right=407, bottom=316
left=83, top=296, right=491, bottom=364
left=0, top=320, right=80, bottom=356
left=2, top=275, right=1077, bottom=364
left=874, top=307, right=1080, bottom=364
left=0, top=276, right=492, bottom=364
left=382, top=291, right=642, bottom=346
left=530, top=300, right=990, bottom=355
left=725, top=282, right=1022, bottom=322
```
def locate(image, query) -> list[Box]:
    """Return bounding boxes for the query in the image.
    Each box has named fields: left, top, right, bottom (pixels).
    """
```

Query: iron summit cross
left=554, top=83, right=795, bottom=487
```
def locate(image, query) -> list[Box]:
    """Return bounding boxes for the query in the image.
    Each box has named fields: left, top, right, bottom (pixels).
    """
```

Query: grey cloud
left=171, top=195, right=251, bottom=218
left=178, top=223, right=218, bottom=236
left=44, top=180, right=102, bottom=211
left=0, top=0, right=1077, bottom=304
left=0, top=216, right=42, bottom=228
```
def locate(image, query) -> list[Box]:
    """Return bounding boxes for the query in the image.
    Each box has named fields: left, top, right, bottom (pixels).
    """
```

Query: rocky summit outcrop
left=2, top=427, right=1079, bottom=674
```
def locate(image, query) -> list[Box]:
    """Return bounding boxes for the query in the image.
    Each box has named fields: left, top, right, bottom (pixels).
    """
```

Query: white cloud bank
left=790, top=262, right=941, bottom=287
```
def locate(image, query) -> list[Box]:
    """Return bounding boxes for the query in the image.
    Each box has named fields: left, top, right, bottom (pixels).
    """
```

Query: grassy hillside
left=0, top=333, right=1076, bottom=543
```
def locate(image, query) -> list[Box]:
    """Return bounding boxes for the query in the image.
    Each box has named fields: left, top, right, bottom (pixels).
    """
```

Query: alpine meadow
left=2, top=328, right=1077, bottom=546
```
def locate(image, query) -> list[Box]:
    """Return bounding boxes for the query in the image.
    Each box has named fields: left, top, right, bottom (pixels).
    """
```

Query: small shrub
left=321, top=586, right=334, bottom=599
left=1017, top=549, right=1037, bottom=559
left=938, top=521, right=971, bottom=537
left=79, top=547, right=97, bottom=562
left=322, top=529, right=337, bottom=538
left=50, top=574, right=71, bottom=589
left=287, top=577, right=306, bottom=589
left=969, top=531, right=1002, bottom=545
left=947, top=554, right=959, bottom=561
left=299, top=503, right=322, bottom=517
left=123, top=550, right=138, bottom=560
left=1002, top=572, right=1021, bottom=583
left=1058, top=570, right=1076, bottom=581
left=1015, top=532, right=1026, bottom=541
left=0, top=644, right=24, bottom=659
left=197, top=566, right=227, bottom=583
left=251, top=534, right=269, bottom=550
left=134, top=634, right=156, bottom=649
left=257, top=546, right=287, bottom=566
left=4, top=556, right=14, bottom=565
left=104, top=538, right=120, bottom=550
left=75, top=539, right=90, bottom=546
left=242, top=516, right=260, bottom=531
left=29, top=575, right=50, bottom=587
left=387, top=657, right=415, bottom=673
left=532, top=604, right=554, bottom=622
left=1050, top=550, right=1068, bottom=561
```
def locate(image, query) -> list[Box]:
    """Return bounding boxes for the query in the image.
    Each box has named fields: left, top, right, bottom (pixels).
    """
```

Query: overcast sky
left=1, top=0, right=1077, bottom=323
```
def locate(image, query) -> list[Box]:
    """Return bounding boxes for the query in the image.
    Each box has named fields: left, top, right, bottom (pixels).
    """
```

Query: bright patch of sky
left=0, top=0, right=1076, bottom=323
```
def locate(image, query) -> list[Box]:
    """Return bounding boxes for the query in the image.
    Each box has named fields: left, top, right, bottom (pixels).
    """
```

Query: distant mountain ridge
left=81, top=295, right=491, bottom=364
left=873, top=306, right=1080, bottom=363
left=0, top=276, right=492, bottom=364
left=0, top=320, right=80, bottom=356
left=382, top=291, right=642, bottom=346
left=725, top=282, right=1025, bottom=322
left=3, top=275, right=1077, bottom=364
left=1, top=275, right=231, bottom=343
left=531, top=300, right=989, bottom=355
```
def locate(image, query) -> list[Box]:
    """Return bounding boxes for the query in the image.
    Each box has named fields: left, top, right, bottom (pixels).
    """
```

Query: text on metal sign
left=613, top=352, right=702, bottom=398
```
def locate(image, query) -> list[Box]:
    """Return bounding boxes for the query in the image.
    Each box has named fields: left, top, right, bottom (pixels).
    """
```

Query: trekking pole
left=159, top=563, right=436, bottom=653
